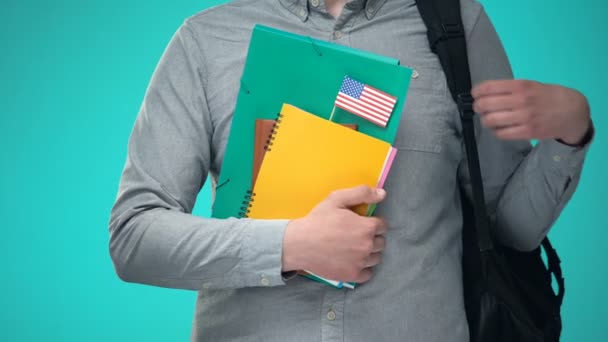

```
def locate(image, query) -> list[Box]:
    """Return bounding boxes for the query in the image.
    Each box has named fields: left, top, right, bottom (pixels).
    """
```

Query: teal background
left=0, top=0, right=605, bottom=340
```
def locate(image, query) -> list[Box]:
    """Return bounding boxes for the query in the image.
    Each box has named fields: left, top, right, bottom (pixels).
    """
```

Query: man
left=109, top=0, right=593, bottom=341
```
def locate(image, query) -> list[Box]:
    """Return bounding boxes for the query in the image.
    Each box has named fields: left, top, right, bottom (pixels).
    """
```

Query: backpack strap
left=415, top=0, right=493, bottom=251
left=542, top=238, right=565, bottom=305
left=415, top=0, right=565, bottom=304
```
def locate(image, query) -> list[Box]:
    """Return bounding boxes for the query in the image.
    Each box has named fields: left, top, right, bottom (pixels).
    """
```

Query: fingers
left=472, top=80, right=546, bottom=141
left=480, top=110, right=529, bottom=129
left=493, top=125, right=538, bottom=140
left=472, top=80, right=516, bottom=98
left=472, top=80, right=537, bottom=98
left=327, top=185, right=386, bottom=209
left=360, top=216, right=388, bottom=236
left=473, top=94, right=519, bottom=114
left=354, top=268, right=374, bottom=283
left=365, top=252, right=383, bottom=267
left=488, top=117, right=556, bottom=140
left=372, top=236, right=386, bottom=253
left=372, top=217, right=388, bottom=235
left=352, top=251, right=383, bottom=283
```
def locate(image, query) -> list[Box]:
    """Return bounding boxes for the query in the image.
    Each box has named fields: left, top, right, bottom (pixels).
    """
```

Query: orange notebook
left=245, top=104, right=397, bottom=219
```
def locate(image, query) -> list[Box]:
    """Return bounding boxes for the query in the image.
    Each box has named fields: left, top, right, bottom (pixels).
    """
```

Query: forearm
left=110, top=198, right=289, bottom=290
left=493, top=139, right=589, bottom=251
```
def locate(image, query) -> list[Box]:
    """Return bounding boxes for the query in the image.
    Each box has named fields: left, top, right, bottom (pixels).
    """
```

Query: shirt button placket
left=320, top=289, right=346, bottom=341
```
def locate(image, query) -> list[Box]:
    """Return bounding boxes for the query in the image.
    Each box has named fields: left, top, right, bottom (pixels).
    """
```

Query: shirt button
left=311, top=0, right=320, bottom=7
left=327, top=310, right=336, bottom=321
left=260, top=276, right=270, bottom=286
left=334, top=31, right=343, bottom=39
left=298, top=8, right=306, bottom=17
left=367, top=6, right=375, bottom=14
left=553, top=155, right=562, bottom=162
left=411, top=69, right=419, bottom=79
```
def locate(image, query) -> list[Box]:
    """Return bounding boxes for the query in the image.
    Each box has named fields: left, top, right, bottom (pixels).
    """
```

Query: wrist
left=558, top=91, right=591, bottom=146
left=559, top=117, right=592, bottom=147
left=282, top=218, right=306, bottom=272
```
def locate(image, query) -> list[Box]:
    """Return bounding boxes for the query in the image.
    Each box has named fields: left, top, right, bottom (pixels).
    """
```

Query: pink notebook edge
left=366, top=146, right=397, bottom=216
left=377, top=146, right=398, bottom=188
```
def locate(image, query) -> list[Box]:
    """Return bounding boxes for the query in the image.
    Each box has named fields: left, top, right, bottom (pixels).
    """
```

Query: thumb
left=327, top=185, right=386, bottom=209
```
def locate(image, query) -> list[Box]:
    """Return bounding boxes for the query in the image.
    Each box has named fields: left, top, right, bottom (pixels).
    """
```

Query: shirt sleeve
left=459, top=5, right=592, bottom=251
left=108, top=22, right=290, bottom=290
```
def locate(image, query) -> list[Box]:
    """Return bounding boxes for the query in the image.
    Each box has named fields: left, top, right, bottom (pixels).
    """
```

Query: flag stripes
left=334, top=76, right=397, bottom=127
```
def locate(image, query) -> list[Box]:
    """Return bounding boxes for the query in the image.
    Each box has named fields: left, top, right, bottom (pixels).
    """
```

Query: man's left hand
left=472, top=80, right=591, bottom=145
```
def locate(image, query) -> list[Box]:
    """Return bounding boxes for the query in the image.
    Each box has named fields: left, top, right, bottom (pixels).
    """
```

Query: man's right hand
left=281, top=185, right=388, bottom=283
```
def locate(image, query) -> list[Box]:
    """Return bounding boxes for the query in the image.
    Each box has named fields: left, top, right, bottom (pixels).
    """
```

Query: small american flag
left=334, top=76, right=397, bottom=127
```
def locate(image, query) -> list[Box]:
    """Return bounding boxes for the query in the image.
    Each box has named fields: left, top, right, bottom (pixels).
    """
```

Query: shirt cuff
left=281, top=271, right=299, bottom=282
left=241, top=219, right=290, bottom=287
left=536, top=136, right=592, bottom=178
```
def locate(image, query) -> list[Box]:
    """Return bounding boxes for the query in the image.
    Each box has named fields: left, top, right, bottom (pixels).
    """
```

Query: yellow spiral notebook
left=245, top=103, right=397, bottom=219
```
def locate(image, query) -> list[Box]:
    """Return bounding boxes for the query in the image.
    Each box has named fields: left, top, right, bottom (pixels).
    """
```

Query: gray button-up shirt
left=109, top=0, right=590, bottom=341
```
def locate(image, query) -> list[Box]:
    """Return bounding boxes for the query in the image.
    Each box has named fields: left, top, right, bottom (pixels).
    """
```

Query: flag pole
left=329, top=106, right=336, bottom=122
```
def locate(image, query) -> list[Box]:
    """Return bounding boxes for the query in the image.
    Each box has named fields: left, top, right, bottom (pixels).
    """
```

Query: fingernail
left=376, top=188, right=386, bottom=197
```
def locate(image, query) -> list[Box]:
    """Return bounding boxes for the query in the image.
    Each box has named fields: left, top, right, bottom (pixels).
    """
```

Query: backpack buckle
left=442, top=23, right=465, bottom=38
left=428, top=23, right=465, bottom=51
left=457, top=93, right=475, bottom=121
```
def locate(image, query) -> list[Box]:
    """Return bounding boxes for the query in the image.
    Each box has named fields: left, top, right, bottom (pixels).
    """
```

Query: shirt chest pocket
left=380, top=66, right=461, bottom=216
left=394, top=65, right=456, bottom=155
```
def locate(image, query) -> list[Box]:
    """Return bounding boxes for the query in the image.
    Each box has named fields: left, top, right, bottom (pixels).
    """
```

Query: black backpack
left=414, top=1, right=565, bottom=341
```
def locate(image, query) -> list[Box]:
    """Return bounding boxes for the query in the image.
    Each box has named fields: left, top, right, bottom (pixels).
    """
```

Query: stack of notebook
left=212, top=25, right=412, bottom=220
left=212, top=25, right=412, bottom=288
left=245, top=104, right=397, bottom=288
left=248, top=103, right=396, bottom=218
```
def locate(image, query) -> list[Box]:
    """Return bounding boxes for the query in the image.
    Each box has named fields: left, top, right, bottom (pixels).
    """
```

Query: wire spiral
left=238, top=189, right=256, bottom=218
left=264, top=112, right=284, bottom=152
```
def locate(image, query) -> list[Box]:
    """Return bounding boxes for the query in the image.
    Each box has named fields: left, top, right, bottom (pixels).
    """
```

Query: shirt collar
left=278, top=0, right=387, bottom=21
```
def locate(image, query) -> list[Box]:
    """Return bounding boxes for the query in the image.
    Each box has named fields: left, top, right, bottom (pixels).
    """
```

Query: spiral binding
left=263, top=112, right=284, bottom=152
left=239, top=112, right=284, bottom=218
left=238, top=189, right=256, bottom=218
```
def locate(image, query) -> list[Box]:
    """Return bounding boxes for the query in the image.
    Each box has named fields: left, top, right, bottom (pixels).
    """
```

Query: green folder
left=212, top=25, right=413, bottom=219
